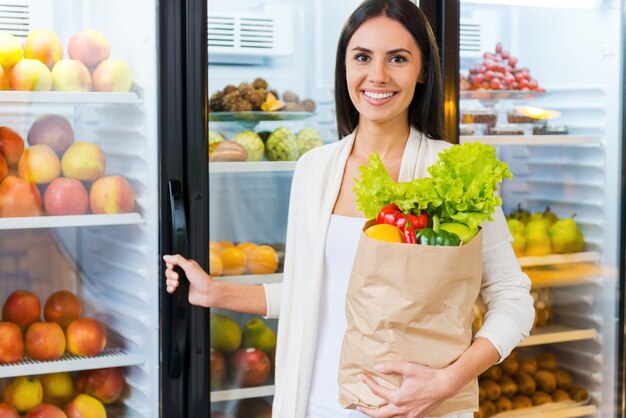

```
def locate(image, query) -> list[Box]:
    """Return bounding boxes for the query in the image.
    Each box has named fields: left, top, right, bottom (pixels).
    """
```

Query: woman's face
left=345, top=15, right=423, bottom=126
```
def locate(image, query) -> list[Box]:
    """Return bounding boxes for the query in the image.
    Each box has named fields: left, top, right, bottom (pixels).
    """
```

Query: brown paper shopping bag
left=338, top=219, right=483, bottom=416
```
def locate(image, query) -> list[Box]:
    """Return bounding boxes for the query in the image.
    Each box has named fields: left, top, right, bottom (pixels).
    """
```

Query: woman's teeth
left=364, top=91, right=394, bottom=99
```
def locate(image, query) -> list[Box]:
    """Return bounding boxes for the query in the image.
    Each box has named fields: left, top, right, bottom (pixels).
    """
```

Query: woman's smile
left=360, top=89, right=398, bottom=106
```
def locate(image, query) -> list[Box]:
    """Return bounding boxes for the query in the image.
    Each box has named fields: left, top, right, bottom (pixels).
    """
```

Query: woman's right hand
left=163, top=254, right=214, bottom=307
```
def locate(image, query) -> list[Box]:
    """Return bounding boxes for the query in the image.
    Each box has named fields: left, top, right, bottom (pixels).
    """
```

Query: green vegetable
left=439, top=222, right=478, bottom=244
left=415, top=228, right=461, bottom=246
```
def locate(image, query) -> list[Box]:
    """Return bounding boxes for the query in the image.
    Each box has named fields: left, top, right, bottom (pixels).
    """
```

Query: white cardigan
left=263, top=127, right=535, bottom=417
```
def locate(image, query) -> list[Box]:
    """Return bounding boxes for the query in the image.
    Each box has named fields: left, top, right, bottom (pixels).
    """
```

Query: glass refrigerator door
left=457, top=1, right=622, bottom=416
left=0, top=0, right=165, bottom=416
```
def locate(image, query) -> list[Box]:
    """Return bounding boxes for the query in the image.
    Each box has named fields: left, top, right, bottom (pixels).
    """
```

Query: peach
left=24, top=403, right=67, bottom=418
left=0, top=176, right=43, bottom=217
left=28, top=114, right=75, bottom=154
left=65, top=394, right=105, bottom=418
left=0, top=33, right=23, bottom=71
left=75, top=368, right=124, bottom=404
left=0, top=403, right=19, bottom=418
left=65, top=318, right=106, bottom=357
left=0, top=127, right=25, bottom=166
left=67, top=29, right=110, bottom=68
left=2, top=290, right=41, bottom=331
left=92, top=59, right=132, bottom=92
left=61, top=142, right=105, bottom=181
left=0, top=322, right=24, bottom=363
left=25, top=322, right=66, bottom=361
left=44, top=178, right=89, bottom=216
left=0, top=153, right=7, bottom=183
left=9, top=59, right=53, bottom=91
left=89, top=175, right=136, bottom=214
left=24, top=30, right=63, bottom=69
left=44, top=290, right=82, bottom=329
left=40, top=373, right=74, bottom=407
left=51, top=60, right=92, bottom=92
left=3, top=376, right=43, bottom=413
left=18, top=144, right=61, bottom=184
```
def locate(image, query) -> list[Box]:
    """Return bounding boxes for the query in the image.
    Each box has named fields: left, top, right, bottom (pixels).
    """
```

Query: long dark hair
left=334, top=0, right=443, bottom=140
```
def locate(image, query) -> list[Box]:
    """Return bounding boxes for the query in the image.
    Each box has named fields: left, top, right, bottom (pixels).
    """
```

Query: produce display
left=210, top=313, right=276, bottom=389
left=0, top=29, right=133, bottom=93
left=460, top=42, right=544, bottom=93
left=0, top=366, right=125, bottom=416
left=477, top=351, right=588, bottom=417
left=506, top=205, right=585, bottom=257
left=209, top=78, right=316, bottom=113
left=0, top=289, right=107, bottom=364
left=0, top=116, right=137, bottom=218
left=208, top=127, right=323, bottom=162
left=209, top=241, right=284, bottom=277
left=355, top=142, right=511, bottom=247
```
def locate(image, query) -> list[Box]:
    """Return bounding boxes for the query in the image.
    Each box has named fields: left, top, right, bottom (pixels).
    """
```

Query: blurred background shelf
left=209, top=161, right=297, bottom=173
left=215, top=273, right=282, bottom=285
left=490, top=404, right=596, bottom=418
left=460, top=135, right=601, bottom=146
left=0, top=213, right=143, bottom=230
left=211, top=385, right=275, bottom=403
left=517, top=251, right=600, bottom=267
left=0, top=91, right=141, bottom=104
left=524, top=263, right=610, bottom=288
left=518, top=325, right=599, bottom=347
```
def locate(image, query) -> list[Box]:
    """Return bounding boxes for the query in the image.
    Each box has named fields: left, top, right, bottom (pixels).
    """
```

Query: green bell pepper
left=415, top=228, right=461, bottom=246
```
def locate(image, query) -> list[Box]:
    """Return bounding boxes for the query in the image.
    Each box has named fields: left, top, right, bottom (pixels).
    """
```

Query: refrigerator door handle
left=168, top=179, right=190, bottom=379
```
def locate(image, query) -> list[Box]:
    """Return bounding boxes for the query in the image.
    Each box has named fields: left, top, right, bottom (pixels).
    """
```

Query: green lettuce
left=353, top=142, right=512, bottom=229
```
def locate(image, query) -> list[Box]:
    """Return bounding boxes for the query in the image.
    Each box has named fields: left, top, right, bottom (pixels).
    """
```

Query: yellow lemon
left=209, top=250, right=223, bottom=277
left=364, top=224, right=404, bottom=243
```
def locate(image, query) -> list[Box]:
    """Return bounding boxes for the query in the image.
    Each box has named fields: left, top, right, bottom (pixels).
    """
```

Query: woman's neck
left=352, top=118, right=411, bottom=161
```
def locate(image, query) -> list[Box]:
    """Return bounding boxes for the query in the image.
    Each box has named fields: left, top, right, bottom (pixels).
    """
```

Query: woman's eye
left=354, top=54, right=370, bottom=62
left=390, top=55, right=407, bottom=63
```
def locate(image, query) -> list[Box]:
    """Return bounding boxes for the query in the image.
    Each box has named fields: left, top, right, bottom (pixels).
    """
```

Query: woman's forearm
left=211, top=281, right=268, bottom=316
left=445, top=337, right=501, bottom=394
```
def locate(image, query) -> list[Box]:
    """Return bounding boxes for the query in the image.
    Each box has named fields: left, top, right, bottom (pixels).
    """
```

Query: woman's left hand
left=357, top=362, right=458, bottom=418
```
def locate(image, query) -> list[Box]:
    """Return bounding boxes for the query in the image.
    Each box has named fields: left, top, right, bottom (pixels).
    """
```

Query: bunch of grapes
left=460, top=43, right=545, bottom=92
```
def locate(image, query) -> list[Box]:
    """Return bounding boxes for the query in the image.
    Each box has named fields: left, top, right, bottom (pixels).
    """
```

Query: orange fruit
left=209, top=241, right=222, bottom=253
left=209, top=250, right=223, bottom=277
left=246, top=245, right=278, bottom=275
left=218, top=240, right=234, bottom=249
left=219, top=247, right=247, bottom=276
left=236, top=242, right=258, bottom=256
left=364, top=224, right=404, bottom=243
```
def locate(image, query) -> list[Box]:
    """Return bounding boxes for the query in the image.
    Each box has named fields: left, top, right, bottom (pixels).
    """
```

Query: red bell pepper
left=375, top=204, right=427, bottom=244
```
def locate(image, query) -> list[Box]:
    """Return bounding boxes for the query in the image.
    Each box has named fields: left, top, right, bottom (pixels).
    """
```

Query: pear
left=524, top=219, right=548, bottom=236
left=210, top=313, right=242, bottom=354
left=511, top=232, right=526, bottom=257
left=507, top=218, right=525, bottom=235
left=242, top=318, right=277, bottom=355
left=439, top=222, right=478, bottom=244
left=548, top=218, right=585, bottom=254
left=543, top=206, right=559, bottom=226
left=524, top=220, right=551, bottom=256
left=508, top=203, right=531, bottom=225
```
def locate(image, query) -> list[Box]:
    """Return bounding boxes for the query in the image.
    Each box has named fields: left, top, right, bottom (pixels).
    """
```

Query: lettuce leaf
left=353, top=142, right=511, bottom=228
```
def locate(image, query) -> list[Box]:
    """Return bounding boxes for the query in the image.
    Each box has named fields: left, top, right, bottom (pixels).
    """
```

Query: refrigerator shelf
left=0, top=91, right=141, bottom=104
left=518, top=324, right=599, bottom=347
left=460, top=135, right=601, bottom=146
left=210, top=384, right=275, bottom=403
left=0, top=213, right=143, bottom=230
left=490, top=404, right=596, bottom=418
left=216, top=273, right=282, bottom=285
left=0, top=348, right=144, bottom=379
left=517, top=251, right=600, bottom=267
left=209, top=161, right=297, bottom=173
left=523, top=262, right=609, bottom=288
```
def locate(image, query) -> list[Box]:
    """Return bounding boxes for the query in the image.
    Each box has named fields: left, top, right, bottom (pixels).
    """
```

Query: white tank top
left=305, top=214, right=475, bottom=418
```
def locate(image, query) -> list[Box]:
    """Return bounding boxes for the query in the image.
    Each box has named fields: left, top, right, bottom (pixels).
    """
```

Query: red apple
left=210, top=348, right=226, bottom=389
left=0, top=403, right=19, bottom=418
left=75, top=367, right=124, bottom=404
left=65, top=318, right=106, bottom=357
left=24, top=403, right=67, bottom=418
left=65, top=394, right=105, bottom=418
left=230, top=348, right=271, bottom=387
left=0, top=176, right=43, bottom=218
left=27, top=114, right=74, bottom=155
left=25, top=322, right=66, bottom=361
left=0, top=127, right=24, bottom=166
left=44, top=290, right=82, bottom=329
left=89, top=175, right=136, bottom=214
left=0, top=322, right=23, bottom=363
left=234, top=398, right=272, bottom=418
left=2, top=290, right=41, bottom=331
left=44, top=178, right=89, bottom=216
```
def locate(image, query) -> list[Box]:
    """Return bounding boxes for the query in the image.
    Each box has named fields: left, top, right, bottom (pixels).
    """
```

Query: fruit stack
left=210, top=313, right=276, bottom=390
left=208, top=127, right=324, bottom=162
left=209, top=241, right=284, bottom=277
left=477, top=351, right=589, bottom=417
left=0, top=29, right=132, bottom=93
left=506, top=206, right=585, bottom=257
left=0, top=115, right=136, bottom=218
